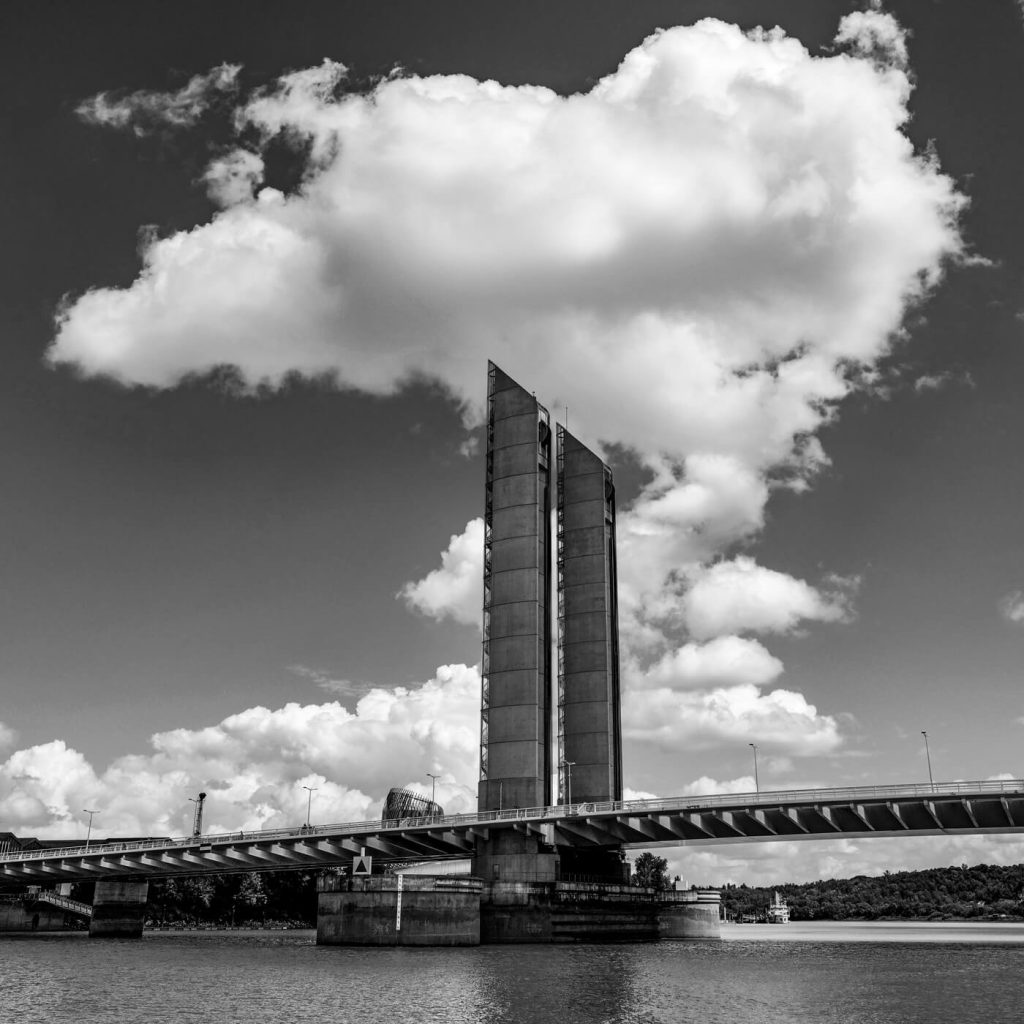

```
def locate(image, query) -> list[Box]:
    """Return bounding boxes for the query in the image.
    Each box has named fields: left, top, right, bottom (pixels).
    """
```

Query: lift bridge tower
left=475, top=362, right=624, bottom=883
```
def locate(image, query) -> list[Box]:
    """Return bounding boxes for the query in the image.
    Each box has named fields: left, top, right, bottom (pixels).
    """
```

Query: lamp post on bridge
left=83, top=808, right=98, bottom=851
left=425, top=772, right=440, bottom=812
left=560, top=759, right=575, bottom=813
left=302, top=785, right=318, bottom=828
left=921, top=731, right=935, bottom=791
left=749, top=743, right=760, bottom=793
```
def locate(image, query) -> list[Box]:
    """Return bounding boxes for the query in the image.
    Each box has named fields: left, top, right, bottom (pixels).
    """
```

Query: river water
left=3, top=924, right=1023, bottom=1024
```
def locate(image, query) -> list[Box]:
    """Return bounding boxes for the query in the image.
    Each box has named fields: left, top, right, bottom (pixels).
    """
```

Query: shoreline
left=720, top=919, right=1024, bottom=943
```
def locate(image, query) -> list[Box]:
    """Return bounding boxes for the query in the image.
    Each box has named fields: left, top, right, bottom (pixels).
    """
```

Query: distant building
left=382, top=787, right=443, bottom=821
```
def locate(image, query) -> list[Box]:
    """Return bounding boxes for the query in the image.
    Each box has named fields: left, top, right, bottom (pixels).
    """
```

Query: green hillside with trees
left=717, top=863, right=1024, bottom=922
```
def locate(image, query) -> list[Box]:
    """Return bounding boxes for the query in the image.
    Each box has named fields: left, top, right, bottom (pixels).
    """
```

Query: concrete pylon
left=89, top=879, right=149, bottom=938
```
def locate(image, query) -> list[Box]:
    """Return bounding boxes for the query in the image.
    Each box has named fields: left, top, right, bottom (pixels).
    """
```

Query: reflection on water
left=2, top=926, right=1023, bottom=1024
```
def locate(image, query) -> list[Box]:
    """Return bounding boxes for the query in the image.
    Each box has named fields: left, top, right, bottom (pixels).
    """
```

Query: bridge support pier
left=481, top=879, right=661, bottom=943
left=89, top=879, right=149, bottom=938
left=316, top=873, right=482, bottom=946
left=659, top=890, right=722, bottom=940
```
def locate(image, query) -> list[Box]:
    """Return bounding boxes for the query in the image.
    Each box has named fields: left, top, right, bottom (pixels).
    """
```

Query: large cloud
left=54, top=14, right=962, bottom=454
left=43, top=11, right=969, bottom=817
left=53, top=11, right=962, bottom=651
left=0, top=665, right=480, bottom=839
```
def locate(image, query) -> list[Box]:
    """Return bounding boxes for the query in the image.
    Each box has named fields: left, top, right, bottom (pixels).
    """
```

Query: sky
left=2, top=0, right=1024, bottom=886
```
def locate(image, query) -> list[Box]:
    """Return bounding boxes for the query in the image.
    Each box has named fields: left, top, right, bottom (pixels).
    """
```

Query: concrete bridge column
left=89, top=879, right=149, bottom=938
left=659, top=890, right=722, bottom=940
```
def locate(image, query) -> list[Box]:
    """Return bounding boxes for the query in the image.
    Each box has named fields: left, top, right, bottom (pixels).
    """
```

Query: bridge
left=3, top=778, right=1021, bottom=884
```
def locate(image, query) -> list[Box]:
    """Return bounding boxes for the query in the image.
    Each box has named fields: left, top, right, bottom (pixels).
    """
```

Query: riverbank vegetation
left=717, top=863, right=1024, bottom=922
left=74, top=872, right=317, bottom=929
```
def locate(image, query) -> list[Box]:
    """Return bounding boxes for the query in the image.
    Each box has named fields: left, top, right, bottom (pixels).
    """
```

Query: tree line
left=74, top=872, right=317, bottom=928
left=717, top=862, right=1024, bottom=921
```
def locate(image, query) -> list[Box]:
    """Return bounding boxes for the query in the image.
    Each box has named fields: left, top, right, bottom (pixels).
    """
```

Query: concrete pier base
left=89, top=880, right=149, bottom=938
left=659, top=890, right=722, bottom=940
left=481, top=880, right=660, bottom=943
left=316, top=873, right=482, bottom=946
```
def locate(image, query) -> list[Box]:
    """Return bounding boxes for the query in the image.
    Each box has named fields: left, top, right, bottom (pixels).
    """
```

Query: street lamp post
left=188, top=792, right=207, bottom=838
left=83, top=808, right=98, bottom=850
left=302, top=785, right=318, bottom=828
left=921, top=731, right=935, bottom=790
left=425, top=772, right=440, bottom=810
left=749, top=743, right=760, bottom=793
left=560, top=759, right=575, bottom=812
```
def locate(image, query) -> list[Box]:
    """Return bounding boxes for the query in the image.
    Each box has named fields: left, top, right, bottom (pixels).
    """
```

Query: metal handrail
left=35, top=890, right=93, bottom=916
left=2, top=778, right=1020, bottom=866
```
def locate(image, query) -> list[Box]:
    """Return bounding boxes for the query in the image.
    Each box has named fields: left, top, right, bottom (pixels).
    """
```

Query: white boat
left=766, top=891, right=790, bottom=924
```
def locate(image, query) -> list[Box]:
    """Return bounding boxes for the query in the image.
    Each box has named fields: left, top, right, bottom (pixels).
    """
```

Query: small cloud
left=399, top=518, right=483, bottom=627
left=77, top=63, right=241, bottom=136
left=998, top=590, right=1024, bottom=625
left=914, top=372, right=951, bottom=393
left=203, top=149, right=265, bottom=207
left=623, top=682, right=842, bottom=755
left=680, top=775, right=757, bottom=797
left=286, top=664, right=363, bottom=697
left=834, top=7, right=909, bottom=68
left=681, top=556, right=856, bottom=640
left=913, top=370, right=975, bottom=393
left=624, top=786, right=659, bottom=801
left=0, top=721, right=17, bottom=753
left=957, top=251, right=995, bottom=269
left=636, top=636, right=784, bottom=691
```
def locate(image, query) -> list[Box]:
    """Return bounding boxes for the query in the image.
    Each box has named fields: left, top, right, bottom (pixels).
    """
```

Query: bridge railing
left=2, top=778, right=1020, bottom=866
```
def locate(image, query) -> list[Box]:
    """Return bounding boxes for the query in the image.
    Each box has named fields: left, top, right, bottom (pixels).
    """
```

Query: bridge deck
left=2, top=780, right=1022, bottom=883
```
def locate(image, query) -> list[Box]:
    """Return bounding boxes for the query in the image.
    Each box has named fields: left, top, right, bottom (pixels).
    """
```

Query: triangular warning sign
left=352, top=854, right=373, bottom=875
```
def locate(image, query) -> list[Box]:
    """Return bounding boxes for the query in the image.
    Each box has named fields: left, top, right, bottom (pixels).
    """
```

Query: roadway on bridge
left=2, top=779, right=1022, bottom=884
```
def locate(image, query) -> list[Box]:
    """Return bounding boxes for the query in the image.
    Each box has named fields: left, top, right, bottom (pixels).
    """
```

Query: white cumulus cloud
left=636, top=636, right=784, bottom=690
left=0, top=665, right=480, bottom=838
left=399, top=518, right=484, bottom=627
left=682, top=557, right=855, bottom=640
left=623, top=683, right=841, bottom=754
left=48, top=12, right=968, bottom=798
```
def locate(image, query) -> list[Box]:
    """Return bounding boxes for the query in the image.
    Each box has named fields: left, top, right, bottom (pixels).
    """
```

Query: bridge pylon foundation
left=472, top=831, right=558, bottom=884
left=89, top=879, right=149, bottom=938
left=316, top=873, right=482, bottom=946
left=481, top=879, right=662, bottom=943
